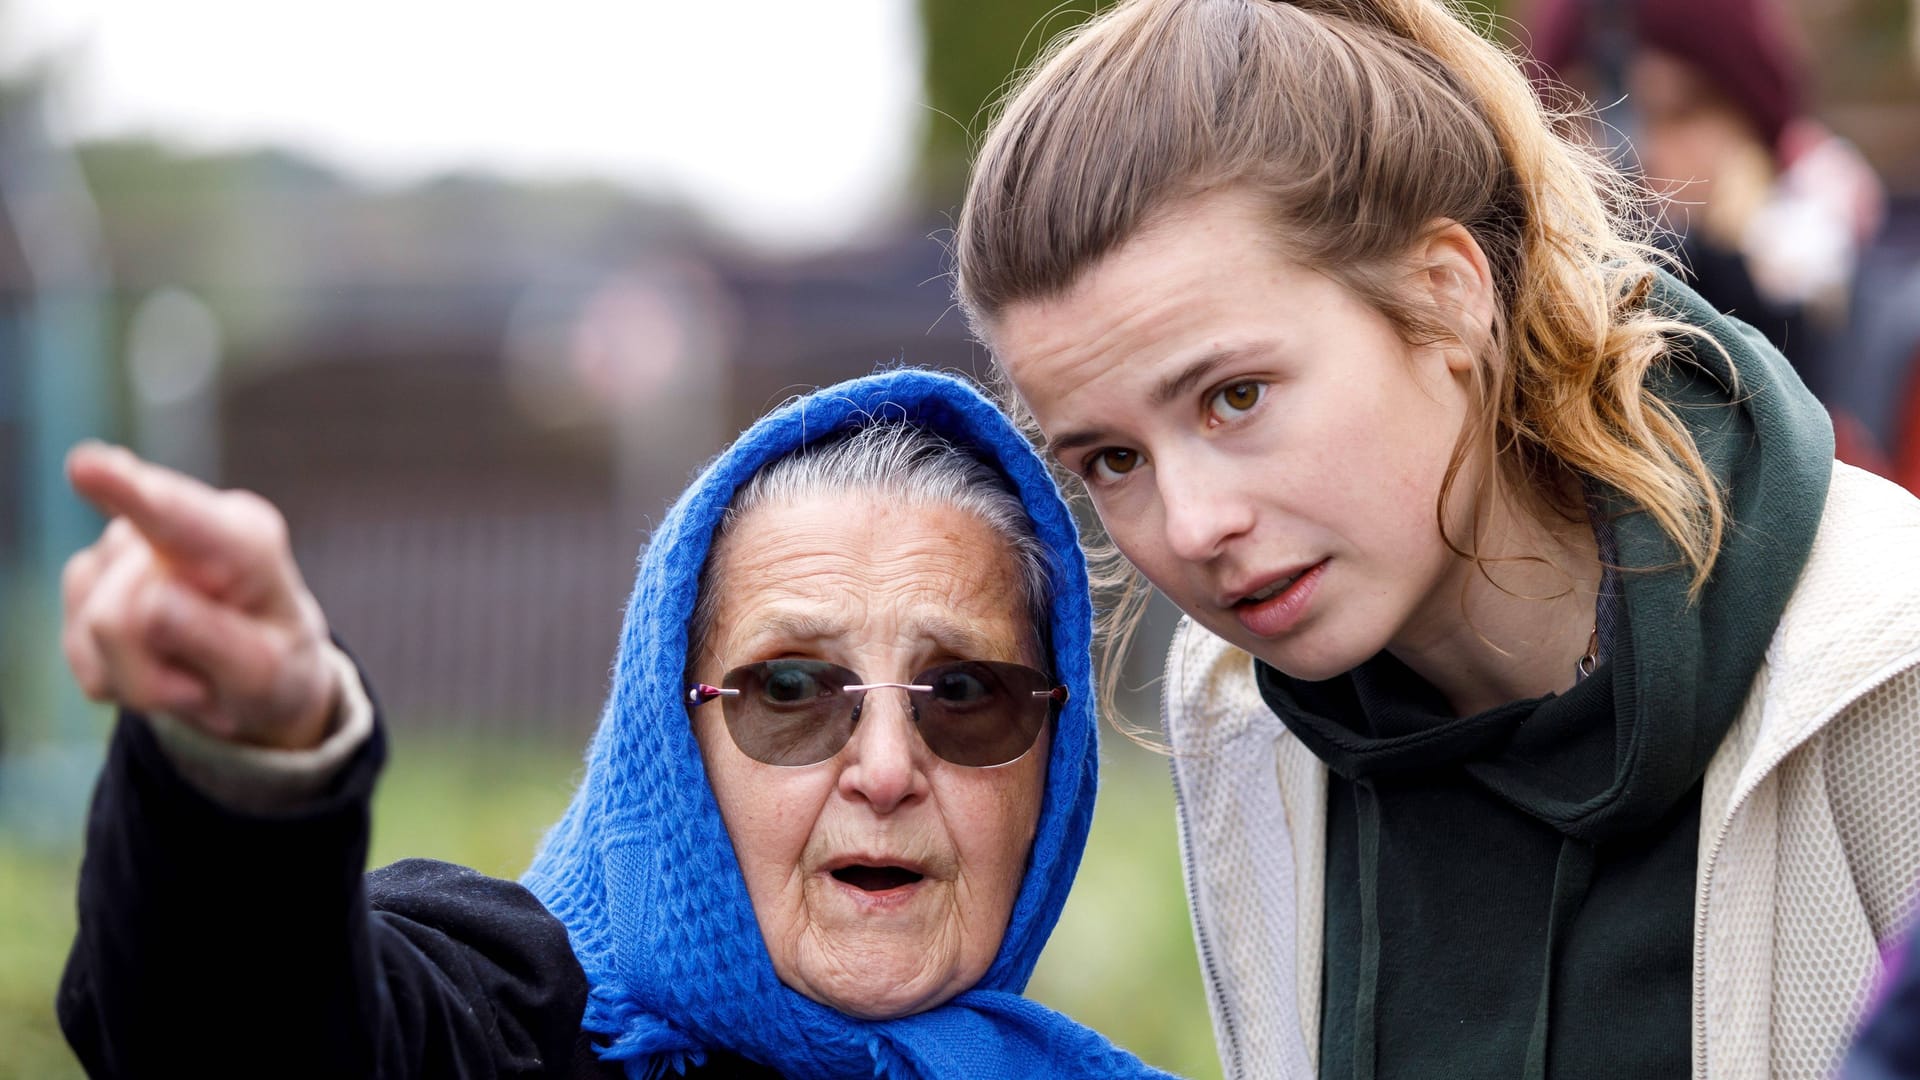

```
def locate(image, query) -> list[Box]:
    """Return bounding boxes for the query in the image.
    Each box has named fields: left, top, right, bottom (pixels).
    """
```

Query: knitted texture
left=1166, top=462, right=1920, bottom=1080
left=520, top=370, right=1175, bottom=1079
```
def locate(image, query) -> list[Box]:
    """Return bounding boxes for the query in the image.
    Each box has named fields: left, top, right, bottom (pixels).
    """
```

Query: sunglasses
left=686, top=658, right=1067, bottom=768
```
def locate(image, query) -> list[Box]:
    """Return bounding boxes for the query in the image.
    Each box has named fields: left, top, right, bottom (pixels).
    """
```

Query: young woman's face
left=992, top=187, right=1482, bottom=679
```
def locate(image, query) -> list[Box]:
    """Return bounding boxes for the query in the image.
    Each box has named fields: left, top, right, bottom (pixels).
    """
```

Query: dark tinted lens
left=721, top=660, right=856, bottom=766
left=915, top=660, right=1053, bottom=767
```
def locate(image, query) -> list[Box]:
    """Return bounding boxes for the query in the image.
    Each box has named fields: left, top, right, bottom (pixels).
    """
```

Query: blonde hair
left=955, top=0, right=1727, bottom=709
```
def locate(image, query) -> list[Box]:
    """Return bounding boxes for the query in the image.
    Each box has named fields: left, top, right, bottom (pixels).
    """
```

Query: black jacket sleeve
left=55, top=710, right=590, bottom=1079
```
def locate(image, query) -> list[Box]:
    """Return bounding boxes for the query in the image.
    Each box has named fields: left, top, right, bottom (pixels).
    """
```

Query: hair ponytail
left=1332, top=0, right=1727, bottom=585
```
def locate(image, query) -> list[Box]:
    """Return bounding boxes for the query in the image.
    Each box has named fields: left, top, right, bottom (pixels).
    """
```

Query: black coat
left=57, top=715, right=779, bottom=1079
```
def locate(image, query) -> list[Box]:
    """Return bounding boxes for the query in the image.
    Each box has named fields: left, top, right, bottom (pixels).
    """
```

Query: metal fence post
left=0, top=85, right=113, bottom=845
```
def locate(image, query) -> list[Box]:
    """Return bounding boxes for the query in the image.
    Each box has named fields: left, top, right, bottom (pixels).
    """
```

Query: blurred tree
left=1799, top=0, right=1919, bottom=100
left=916, top=0, right=1101, bottom=202
left=913, top=0, right=1537, bottom=206
left=918, top=0, right=1917, bottom=201
left=72, top=138, right=703, bottom=368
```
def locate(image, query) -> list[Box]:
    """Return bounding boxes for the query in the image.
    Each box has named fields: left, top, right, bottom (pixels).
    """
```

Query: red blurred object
left=1894, top=351, right=1920, bottom=496
left=1831, top=405, right=1893, bottom=480
left=1524, top=0, right=1806, bottom=152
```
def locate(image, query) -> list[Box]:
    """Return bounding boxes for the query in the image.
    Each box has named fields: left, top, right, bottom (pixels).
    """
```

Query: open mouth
left=1236, top=573, right=1301, bottom=607
left=1237, top=561, right=1327, bottom=607
left=830, top=865, right=925, bottom=892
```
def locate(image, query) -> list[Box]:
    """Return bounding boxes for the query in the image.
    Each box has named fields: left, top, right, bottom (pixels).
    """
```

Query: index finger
left=66, top=442, right=233, bottom=568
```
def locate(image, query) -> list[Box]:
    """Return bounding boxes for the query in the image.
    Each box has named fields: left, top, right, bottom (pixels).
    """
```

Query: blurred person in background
left=1845, top=929, right=1920, bottom=1078
left=954, top=0, right=1920, bottom=1078
left=54, top=370, right=1177, bottom=1079
left=1522, top=0, right=1894, bottom=468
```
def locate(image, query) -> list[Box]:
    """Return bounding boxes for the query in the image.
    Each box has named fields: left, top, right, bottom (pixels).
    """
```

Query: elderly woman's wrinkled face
left=690, top=491, right=1050, bottom=1020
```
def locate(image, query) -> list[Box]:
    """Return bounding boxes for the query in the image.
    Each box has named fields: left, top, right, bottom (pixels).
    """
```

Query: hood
left=520, top=369, right=1155, bottom=1079
left=1268, top=267, right=1833, bottom=839
left=1256, top=269, right=1833, bottom=1080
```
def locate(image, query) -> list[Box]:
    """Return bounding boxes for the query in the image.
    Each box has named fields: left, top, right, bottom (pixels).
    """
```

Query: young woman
left=953, top=1, right=1920, bottom=1078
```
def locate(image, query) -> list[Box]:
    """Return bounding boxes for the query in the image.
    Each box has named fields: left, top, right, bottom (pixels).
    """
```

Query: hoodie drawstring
left=1523, top=837, right=1596, bottom=1080
left=1348, top=780, right=1598, bottom=1080
left=1351, top=780, right=1383, bottom=1080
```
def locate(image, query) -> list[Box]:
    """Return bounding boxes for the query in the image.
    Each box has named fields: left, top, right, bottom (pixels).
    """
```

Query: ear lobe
left=1417, top=221, right=1497, bottom=372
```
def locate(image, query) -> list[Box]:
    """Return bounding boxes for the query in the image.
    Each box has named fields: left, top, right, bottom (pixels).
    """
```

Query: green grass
left=1031, top=741, right=1223, bottom=1078
left=0, top=839, right=82, bottom=1080
left=0, top=731, right=1220, bottom=1079
left=365, top=732, right=585, bottom=878
left=0, top=730, right=584, bottom=1080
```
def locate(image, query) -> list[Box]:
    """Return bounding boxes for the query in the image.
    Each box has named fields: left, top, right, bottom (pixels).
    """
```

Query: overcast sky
left=2, top=1, right=925, bottom=252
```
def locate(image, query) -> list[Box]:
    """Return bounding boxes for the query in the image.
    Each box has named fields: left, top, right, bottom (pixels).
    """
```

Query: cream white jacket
left=1166, top=463, right=1920, bottom=1080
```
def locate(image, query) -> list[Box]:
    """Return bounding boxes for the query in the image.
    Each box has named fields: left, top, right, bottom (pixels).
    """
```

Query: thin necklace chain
left=1575, top=624, right=1599, bottom=681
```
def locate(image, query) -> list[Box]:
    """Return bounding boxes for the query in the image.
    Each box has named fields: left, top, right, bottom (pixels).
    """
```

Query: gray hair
left=687, top=421, right=1054, bottom=671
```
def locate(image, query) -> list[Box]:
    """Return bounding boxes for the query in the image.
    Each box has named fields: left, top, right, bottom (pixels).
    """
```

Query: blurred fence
left=183, top=221, right=990, bottom=736
left=289, top=489, right=631, bottom=736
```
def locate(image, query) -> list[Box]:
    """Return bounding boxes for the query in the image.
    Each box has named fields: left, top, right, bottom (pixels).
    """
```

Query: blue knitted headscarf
left=523, top=370, right=1174, bottom=1079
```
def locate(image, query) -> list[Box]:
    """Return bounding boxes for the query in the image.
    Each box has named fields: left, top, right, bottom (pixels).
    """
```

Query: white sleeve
left=143, top=642, right=377, bottom=814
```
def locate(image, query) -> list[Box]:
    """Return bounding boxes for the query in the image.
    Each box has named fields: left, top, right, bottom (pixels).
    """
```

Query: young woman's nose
left=1157, top=451, right=1256, bottom=563
left=836, top=688, right=928, bottom=814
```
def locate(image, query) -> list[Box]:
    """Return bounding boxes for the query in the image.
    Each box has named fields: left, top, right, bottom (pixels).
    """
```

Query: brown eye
left=1211, top=382, right=1263, bottom=420
left=1090, top=447, right=1141, bottom=480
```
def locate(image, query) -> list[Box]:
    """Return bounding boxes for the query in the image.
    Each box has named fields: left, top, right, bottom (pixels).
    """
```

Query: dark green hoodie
left=1257, top=271, right=1835, bottom=1080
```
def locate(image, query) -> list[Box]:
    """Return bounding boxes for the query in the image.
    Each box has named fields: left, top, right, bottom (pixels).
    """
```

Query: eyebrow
left=1153, top=352, right=1235, bottom=407
left=915, top=616, right=1002, bottom=661
left=1043, top=351, right=1239, bottom=460
left=749, top=612, right=843, bottom=645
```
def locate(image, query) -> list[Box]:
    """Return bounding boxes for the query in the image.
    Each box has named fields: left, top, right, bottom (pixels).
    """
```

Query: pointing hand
left=61, top=443, right=338, bottom=750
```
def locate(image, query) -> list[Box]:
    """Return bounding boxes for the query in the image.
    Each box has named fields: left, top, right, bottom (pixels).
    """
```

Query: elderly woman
left=55, top=370, right=1175, bottom=1079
